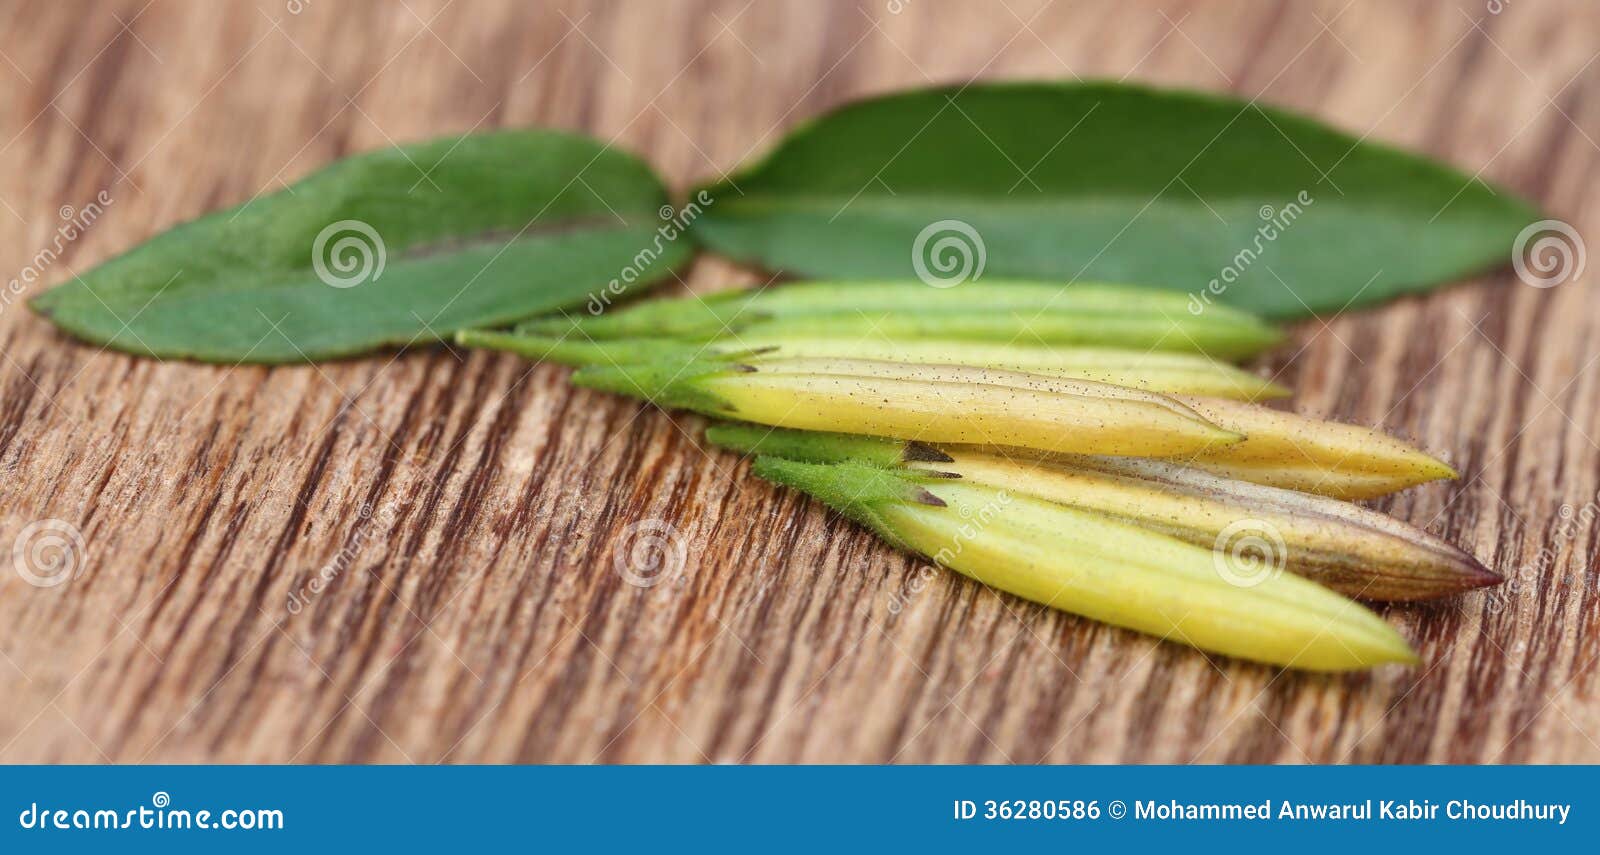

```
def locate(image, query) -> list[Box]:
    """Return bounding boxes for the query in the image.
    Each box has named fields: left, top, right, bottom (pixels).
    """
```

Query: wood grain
left=1, top=0, right=1597, bottom=763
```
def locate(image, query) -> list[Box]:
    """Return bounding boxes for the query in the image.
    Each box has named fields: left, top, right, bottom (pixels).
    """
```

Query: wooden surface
left=1, top=0, right=1597, bottom=764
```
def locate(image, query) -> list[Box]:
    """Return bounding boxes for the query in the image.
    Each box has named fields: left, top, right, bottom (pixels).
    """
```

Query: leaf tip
left=26, top=290, right=57, bottom=317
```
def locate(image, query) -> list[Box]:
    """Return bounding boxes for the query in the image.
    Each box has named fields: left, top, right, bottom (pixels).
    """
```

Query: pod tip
left=1214, top=428, right=1249, bottom=446
left=1333, top=634, right=1421, bottom=670
left=1459, top=557, right=1504, bottom=591
left=1390, top=647, right=1424, bottom=668
left=1397, top=454, right=1459, bottom=489
left=1371, top=627, right=1422, bottom=668
left=903, top=441, right=954, bottom=463
left=1255, top=379, right=1293, bottom=400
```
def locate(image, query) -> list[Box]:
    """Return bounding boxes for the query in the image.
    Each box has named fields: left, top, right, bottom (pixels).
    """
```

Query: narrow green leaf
left=691, top=82, right=1540, bottom=318
left=31, top=129, right=692, bottom=362
left=461, top=324, right=1285, bottom=399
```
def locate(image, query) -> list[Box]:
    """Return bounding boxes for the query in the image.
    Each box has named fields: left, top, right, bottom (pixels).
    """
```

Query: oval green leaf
left=690, top=82, right=1540, bottom=319
left=31, top=129, right=692, bottom=362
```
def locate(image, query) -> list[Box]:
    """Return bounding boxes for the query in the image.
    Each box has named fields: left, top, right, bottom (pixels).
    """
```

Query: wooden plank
left=0, top=0, right=1596, bottom=763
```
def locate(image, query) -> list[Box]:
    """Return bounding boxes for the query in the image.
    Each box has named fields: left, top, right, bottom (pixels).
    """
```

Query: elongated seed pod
left=1171, top=396, right=1457, bottom=498
left=919, top=450, right=1498, bottom=601
left=739, top=338, right=1284, bottom=399
left=516, top=280, right=1283, bottom=359
left=458, top=329, right=1286, bottom=400
left=750, top=357, right=1455, bottom=495
left=706, top=424, right=1498, bottom=601
left=783, top=357, right=1451, bottom=498
left=572, top=357, right=1243, bottom=457
left=729, top=313, right=1276, bottom=360
left=752, top=456, right=1418, bottom=671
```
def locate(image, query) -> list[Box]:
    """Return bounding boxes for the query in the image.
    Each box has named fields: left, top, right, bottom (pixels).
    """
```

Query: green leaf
left=690, top=81, right=1540, bottom=318
left=31, top=129, right=692, bottom=362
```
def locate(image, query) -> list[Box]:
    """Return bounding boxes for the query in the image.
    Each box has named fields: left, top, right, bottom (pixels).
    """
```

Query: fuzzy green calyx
left=509, top=280, right=1284, bottom=360
left=706, top=423, right=950, bottom=468
left=749, top=456, right=946, bottom=549
left=569, top=357, right=748, bottom=413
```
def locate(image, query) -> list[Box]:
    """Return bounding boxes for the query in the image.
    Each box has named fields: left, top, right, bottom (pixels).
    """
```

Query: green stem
left=456, top=329, right=706, bottom=367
